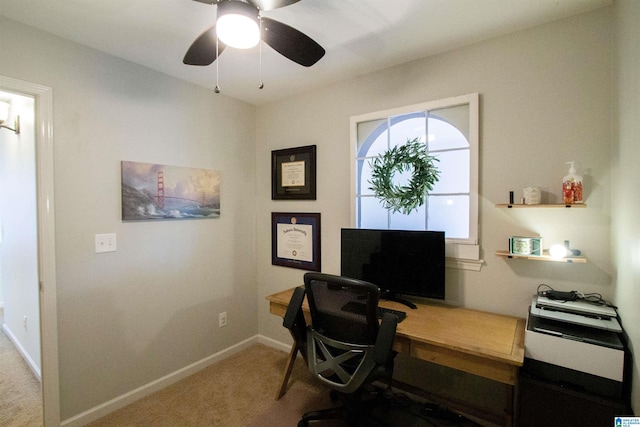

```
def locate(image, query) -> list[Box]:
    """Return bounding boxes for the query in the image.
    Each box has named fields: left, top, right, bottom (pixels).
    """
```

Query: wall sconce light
left=0, top=101, right=20, bottom=134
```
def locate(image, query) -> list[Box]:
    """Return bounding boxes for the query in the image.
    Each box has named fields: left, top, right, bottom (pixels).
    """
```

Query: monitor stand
left=381, top=292, right=417, bottom=310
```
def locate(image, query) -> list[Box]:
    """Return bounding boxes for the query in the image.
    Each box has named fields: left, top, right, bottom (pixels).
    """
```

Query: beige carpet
left=0, top=309, right=43, bottom=427
left=0, top=335, right=480, bottom=426
left=86, top=343, right=479, bottom=426
left=246, top=381, right=340, bottom=427
left=87, top=343, right=331, bottom=426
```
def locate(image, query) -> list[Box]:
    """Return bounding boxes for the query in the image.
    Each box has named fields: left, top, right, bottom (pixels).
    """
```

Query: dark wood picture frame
left=271, top=212, right=321, bottom=271
left=271, top=145, right=317, bottom=200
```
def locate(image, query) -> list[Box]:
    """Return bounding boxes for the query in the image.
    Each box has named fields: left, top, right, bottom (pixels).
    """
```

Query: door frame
left=1, top=75, right=59, bottom=425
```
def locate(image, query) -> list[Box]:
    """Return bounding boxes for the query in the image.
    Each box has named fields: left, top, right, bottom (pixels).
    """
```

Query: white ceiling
left=0, top=0, right=610, bottom=105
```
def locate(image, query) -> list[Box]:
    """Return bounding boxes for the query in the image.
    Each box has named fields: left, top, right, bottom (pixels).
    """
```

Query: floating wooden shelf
left=495, top=250, right=587, bottom=263
left=496, top=203, right=586, bottom=208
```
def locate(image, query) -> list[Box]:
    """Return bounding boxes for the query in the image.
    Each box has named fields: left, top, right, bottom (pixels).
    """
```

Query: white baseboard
left=256, top=334, right=292, bottom=353
left=61, top=334, right=291, bottom=427
left=2, top=322, right=41, bottom=380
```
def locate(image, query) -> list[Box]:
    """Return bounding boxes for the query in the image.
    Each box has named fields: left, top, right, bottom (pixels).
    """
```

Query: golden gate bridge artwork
left=121, top=161, right=220, bottom=221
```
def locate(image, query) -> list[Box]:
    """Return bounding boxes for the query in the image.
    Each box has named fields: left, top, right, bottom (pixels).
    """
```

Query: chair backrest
left=304, top=272, right=392, bottom=394
left=304, top=272, right=380, bottom=345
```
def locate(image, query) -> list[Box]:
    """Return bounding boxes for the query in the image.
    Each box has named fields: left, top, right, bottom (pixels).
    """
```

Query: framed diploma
left=271, top=212, right=321, bottom=271
left=271, top=145, right=317, bottom=200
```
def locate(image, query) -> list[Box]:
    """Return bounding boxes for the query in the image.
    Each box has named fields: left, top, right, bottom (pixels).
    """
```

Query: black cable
left=536, top=283, right=617, bottom=309
left=536, top=283, right=553, bottom=295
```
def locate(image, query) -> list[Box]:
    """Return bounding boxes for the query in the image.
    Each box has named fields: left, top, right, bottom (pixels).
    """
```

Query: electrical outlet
left=23, top=316, right=28, bottom=332
left=219, top=312, right=227, bottom=328
left=95, top=233, right=117, bottom=253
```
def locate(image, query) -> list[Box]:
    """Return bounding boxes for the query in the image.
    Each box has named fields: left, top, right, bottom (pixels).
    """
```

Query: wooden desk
left=267, top=287, right=526, bottom=426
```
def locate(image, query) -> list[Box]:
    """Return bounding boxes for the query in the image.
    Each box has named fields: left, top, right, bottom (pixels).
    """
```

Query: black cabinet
left=518, top=361, right=632, bottom=426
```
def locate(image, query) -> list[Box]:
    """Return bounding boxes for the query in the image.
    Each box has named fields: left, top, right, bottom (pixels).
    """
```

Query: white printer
left=525, top=295, right=626, bottom=397
left=520, top=294, right=630, bottom=425
left=531, top=295, right=621, bottom=332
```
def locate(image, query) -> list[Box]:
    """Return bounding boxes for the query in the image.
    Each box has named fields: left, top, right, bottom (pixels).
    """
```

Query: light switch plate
left=95, top=233, right=117, bottom=253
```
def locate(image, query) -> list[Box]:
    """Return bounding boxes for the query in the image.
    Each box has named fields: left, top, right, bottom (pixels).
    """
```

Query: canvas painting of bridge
left=121, top=161, right=221, bottom=221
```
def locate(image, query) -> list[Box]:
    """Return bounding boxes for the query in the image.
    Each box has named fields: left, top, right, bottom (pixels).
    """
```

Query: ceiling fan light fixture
left=216, top=1, right=260, bottom=49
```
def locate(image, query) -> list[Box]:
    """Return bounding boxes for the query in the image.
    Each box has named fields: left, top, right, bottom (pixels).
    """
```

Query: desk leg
left=505, top=383, right=514, bottom=426
left=275, top=339, right=299, bottom=400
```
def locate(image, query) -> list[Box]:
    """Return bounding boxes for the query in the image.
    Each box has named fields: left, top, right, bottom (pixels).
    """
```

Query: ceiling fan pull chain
left=214, top=35, right=221, bottom=93
left=259, top=17, right=264, bottom=89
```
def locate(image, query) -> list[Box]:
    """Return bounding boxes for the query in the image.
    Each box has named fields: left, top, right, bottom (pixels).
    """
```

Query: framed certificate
left=271, top=145, right=317, bottom=200
left=271, top=212, right=321, bottom=271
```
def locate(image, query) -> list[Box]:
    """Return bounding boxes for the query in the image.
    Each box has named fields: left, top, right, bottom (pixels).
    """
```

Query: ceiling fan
left=183, top=0, right=325, bottom=68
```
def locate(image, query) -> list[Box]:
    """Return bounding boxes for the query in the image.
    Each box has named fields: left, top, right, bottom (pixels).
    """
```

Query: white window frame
left=349, top=93, right=482, bottom=271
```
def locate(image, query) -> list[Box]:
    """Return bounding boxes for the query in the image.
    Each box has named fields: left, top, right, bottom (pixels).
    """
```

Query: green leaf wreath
left=368, top=137, right=440, bottom=215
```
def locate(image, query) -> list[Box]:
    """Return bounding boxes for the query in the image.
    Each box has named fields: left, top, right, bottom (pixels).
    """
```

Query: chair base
left=298, top=385, right=392, bottom=426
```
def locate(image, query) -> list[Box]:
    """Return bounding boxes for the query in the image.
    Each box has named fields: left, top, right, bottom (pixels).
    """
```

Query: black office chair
left=290, top=272, right=398, bottom=426
left=277, top=286, right=309, bottom=399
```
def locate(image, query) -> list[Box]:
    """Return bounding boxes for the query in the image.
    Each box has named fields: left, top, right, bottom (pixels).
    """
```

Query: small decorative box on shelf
left=495, top=250, right=587, bottom=263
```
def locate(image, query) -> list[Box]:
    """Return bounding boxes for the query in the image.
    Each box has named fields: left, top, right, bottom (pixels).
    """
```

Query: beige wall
left=1, top=17, right=257, bottom=420
left=613, top=0, right=640, bottom=414
left=255, top=4, right=631, bottom=406
left=3, top=1, right=638, bottom=421
left=257, top=6, right=613, bottom=332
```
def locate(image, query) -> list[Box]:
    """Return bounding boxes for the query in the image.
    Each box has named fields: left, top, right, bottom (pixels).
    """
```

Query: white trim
left=0, top=75, right=58, bottom=426
left=446, top=257, right=484, bottom=272
left=257, top=334, right=293, bottom=353
left=2, top=322, right=41, bottom=379
left=467, top=93, right=480, bottom=247
left=349, top=115, right=359, bottom=225
left=60, top=335, right=291, bottom=427
left=445, top=240, right=479, bottom=260
left=350, top=93, right=476, bottom=125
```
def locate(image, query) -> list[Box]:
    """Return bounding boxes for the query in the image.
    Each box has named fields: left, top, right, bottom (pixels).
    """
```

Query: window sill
left=446, top=257, right=484, bottom=271
left=445, top=242, right=481, bottom=271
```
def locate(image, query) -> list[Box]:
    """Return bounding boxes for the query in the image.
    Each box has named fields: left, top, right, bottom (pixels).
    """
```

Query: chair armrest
left=283, top=287, right=306, bottom=330
left=373, top=312, right=397, bottom=365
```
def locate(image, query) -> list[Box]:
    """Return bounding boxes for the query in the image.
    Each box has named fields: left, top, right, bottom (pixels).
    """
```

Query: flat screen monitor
left=341, top=228, right=446, bottom=307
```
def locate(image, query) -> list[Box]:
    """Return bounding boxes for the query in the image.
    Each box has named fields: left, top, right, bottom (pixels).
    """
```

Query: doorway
left=0, top=91, right=41, bottom=426
left=0, top=76, right=59, bottom=426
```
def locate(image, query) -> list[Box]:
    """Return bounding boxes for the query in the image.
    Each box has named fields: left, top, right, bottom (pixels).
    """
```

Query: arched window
left=350, top=93, right=480, bottom=269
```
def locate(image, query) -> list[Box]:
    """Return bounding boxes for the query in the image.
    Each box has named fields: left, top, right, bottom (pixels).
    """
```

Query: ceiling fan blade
left=183, top=25, right=226, bottom=66
left=261, top=17, right=325, bottom=67
left=247, top=0, right=300, bottom=11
